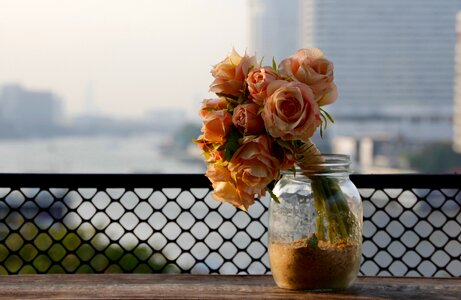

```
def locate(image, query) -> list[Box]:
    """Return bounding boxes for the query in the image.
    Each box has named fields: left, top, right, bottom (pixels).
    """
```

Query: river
left=0, top=133, right=205, bottom=174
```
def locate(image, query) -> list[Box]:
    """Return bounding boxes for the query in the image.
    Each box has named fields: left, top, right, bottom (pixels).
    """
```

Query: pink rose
left=199, top=98, right=232, bottom=143
left=210, top=48, right=258, bottom=97
left=246, top=67, right=278, bottom=105
left=232, top=103, right=265, bottom=135
left=262, top=80, right=321, bottom=142
left=227, top=135, right=280, bottom=210
left=279, top=48, right=338, bottom=106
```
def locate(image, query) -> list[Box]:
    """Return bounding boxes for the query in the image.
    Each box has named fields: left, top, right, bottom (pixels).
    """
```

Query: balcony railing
left=0, top=174, right=459, bottom=277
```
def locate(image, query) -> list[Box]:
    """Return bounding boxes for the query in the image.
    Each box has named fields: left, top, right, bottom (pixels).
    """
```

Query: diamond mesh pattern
left=361, top=187, right=461, bottom=276
left=0, top=174, right=459, bottom=276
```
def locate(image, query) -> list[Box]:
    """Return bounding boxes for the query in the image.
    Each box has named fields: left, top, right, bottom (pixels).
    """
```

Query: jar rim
left=304, top=154, right=351, bottom=161
left=281, top=154, right=351, bottom=175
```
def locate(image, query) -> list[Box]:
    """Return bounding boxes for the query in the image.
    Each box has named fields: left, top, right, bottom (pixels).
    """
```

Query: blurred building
left=454, top=11, right=461, bottom=153
left=303, top=1, right=460, bottom=140
left=248, top=0, right=301, bottom=63
left=249, top=0, right=461, bottom=170
left=0, top=84, right=63, bottom=135
left=300, top=0, right=461, bottom=169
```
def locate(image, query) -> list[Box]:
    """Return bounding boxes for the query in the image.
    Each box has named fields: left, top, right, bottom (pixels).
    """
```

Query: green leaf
left=276, top=139, right=293, bottom=152
left=272, top=57, right=277, bottom=70
left=259, top=56, right=265, bottom=66
left=257, top=105, right=264, bottom=115
left=304, top=234, right=319, bottom=249
left=267, top=188, right=280, bottom=204
left=223, top=127, right=242, bottom=161
left=216, top=92, right=238, bottom=101
left=320, top=113, right=328, bottom=129
left=319, top=108, right=335, bottom=139
left=321, top=108, right=335, bottom=124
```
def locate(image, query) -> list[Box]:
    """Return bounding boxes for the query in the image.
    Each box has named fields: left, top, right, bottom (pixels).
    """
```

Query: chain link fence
left=0, top=174, right=459, bottom=276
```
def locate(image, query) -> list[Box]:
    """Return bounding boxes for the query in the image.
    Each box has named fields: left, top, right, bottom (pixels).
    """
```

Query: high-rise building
left=248, top=0, right=301, bottom=63
left=248, top=1, right=461, bottom=169
left=300, top=0, right=461, bottom=144
left=0, top=84, right=63, bottom=128
left=248, top=1, right=460, bottom=143
left=454, top=11, right=461, bottom=152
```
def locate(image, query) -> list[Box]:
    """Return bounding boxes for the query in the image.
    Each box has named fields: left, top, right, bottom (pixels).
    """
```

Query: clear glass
left=268, top=154, right=362, bottom=290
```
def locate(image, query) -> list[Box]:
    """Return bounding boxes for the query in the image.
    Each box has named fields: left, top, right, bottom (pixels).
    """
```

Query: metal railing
left=0, top=174, right=459, bottom=276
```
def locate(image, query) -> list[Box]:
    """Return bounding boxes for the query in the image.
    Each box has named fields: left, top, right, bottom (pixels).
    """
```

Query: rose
left=246, top=67, right=278, bottom=105
left=207, top=135, right=281, bottom=211
left=206, top=164, right=255, bottom=211
left=229, top=135, right=280, bottom=196
left=199, top=47, right=341, bottom=212
left=227, top=135, right=280, bottom=210
left=210, top=48, right=258, bottom=97
left=205, top=164, right=252, bottom=210
left=232, top=103, right=265, bottom=135
left=199, top=97, right=228, bottom=115
left=279, top=48, right=338, bottom=106
left=194, top=135, right=225, bottom=163
left=199, top=98, right=232, bottom=143
left=262, top=80, right=321, bottom=142
left=280, top=151, right=296, bottom=170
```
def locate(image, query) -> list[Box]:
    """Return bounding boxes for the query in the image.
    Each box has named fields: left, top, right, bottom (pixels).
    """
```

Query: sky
left=0, top=0, right=249, bottom=119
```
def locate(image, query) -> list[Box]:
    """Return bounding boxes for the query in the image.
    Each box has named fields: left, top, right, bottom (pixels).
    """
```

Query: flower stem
left=312, top=183, right=326, bottom=240
left=296, top=139, right=354, bottom=241
left=311, top=176, right=351, bottom=240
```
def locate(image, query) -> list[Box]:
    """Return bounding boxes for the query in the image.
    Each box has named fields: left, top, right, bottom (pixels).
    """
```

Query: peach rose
left=199, top=98, right=228, bottom=117
left=246, top=67, right=278, bottom=105
left=206, top=164, right=254, bottom=211
left=279, top=48, right=338, bottom=106
left=262, top=80, right=321, bottom=142
left=280, top=151, right=296, bottom=170
left=210, top=48, right=258, bottom=97
left=227, top=135, right=280, bottom=210
left=195, top=135, right=225, bottom=163
left=199, top=98, right=232, bottom=143
left=232, top=103, right=265, bottom=135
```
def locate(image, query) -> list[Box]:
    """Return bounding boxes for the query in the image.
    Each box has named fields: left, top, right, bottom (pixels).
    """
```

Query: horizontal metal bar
left=0, top=173, right=458, bottom=189
left=0, top=173, right=211, bottom=189
left=350, top=174, right=461, bottom=189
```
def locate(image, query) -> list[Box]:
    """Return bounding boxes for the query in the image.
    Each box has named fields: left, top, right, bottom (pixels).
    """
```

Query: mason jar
left=268, top=154, right=362, bottom=290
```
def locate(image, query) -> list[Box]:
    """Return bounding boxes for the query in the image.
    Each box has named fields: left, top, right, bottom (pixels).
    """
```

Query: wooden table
left=0, top=274, right=459, bottom=299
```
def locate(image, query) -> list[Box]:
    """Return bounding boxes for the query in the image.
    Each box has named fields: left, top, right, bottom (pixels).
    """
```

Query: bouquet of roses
left=195, top=48, right=352, bottom=240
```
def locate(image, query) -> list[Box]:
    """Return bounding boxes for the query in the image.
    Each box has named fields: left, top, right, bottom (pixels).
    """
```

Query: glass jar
left=268, top=154, right=362, bottom=290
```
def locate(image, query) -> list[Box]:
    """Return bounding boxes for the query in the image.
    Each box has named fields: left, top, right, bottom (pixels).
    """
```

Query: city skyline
left=308, top=0, right=460, bottom=141
left=246, top=0, right=461, bottom=171
left=0, top=83, right=192, bottom=141
left=0, top=0, right=248, bottom=119
left=1, top=1, right=461, bottom=147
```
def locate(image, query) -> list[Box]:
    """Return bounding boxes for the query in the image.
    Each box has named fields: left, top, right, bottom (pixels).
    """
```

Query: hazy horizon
left=0, top=0, right=249, bottom=119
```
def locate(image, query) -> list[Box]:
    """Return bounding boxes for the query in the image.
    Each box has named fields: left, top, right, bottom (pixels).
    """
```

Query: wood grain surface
left=0, top=274, right=459, bottom=299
